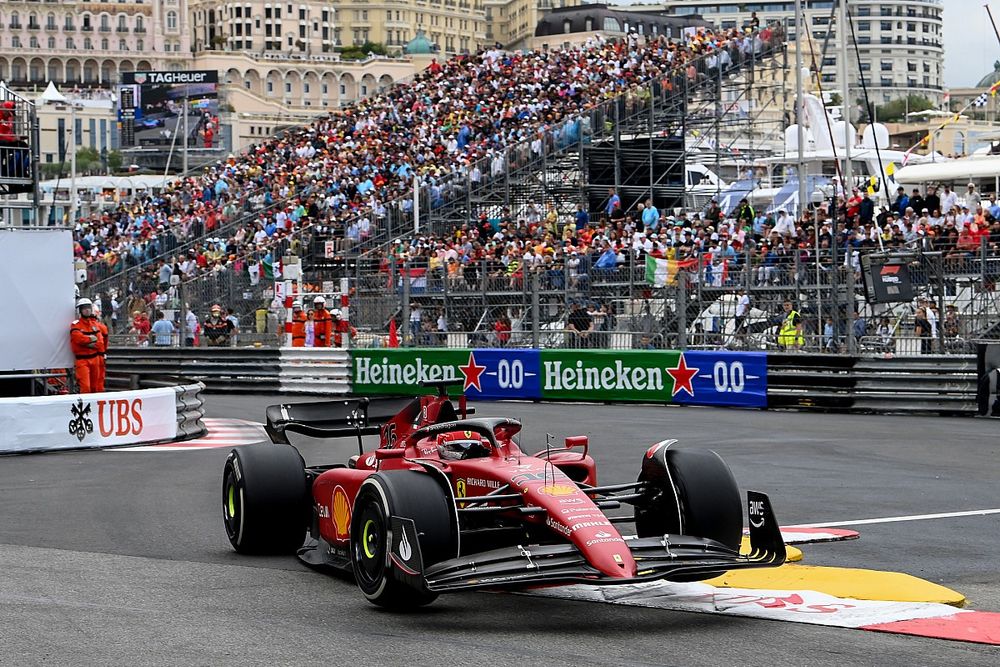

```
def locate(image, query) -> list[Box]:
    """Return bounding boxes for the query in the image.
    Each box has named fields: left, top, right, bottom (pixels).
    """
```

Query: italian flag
left=645, top=255, right=697, bottom=287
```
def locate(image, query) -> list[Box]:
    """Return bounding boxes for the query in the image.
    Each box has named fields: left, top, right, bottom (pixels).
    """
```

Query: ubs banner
left=351, top=349, right=767, bottom=408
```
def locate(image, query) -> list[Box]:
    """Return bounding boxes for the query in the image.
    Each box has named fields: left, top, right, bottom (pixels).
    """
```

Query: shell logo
left=538, top=484, right=578, bottom=497
left=332, top=486, right=351, bottom=540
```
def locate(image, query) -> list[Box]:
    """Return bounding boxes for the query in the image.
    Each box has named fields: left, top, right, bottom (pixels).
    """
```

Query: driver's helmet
left=436, top=430, right=490, bottom=461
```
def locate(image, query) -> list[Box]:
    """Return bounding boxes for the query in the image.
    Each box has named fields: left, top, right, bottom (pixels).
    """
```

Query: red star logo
left=667, top=354, right=699, bottom=398
left=458, top=351, right=487, bottom=393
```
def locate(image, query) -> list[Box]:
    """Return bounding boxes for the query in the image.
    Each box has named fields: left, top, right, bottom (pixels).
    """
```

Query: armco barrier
left=0, top=382, right=206, bottom=454
left=107, top=347, right=351, bottom=395
left=350, top=348, right=768, bottom=408
left=767, top=354, right=978, bottom=415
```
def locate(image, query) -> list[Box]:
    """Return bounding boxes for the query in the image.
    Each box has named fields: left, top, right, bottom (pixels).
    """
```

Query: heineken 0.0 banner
left=351, top=349, right=766, bottom=408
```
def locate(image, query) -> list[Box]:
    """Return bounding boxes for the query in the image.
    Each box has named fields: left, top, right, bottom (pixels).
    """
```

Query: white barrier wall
left=0, top=387, right=179, bottom=453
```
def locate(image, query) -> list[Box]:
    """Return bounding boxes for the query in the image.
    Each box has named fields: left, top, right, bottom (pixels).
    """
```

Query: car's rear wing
left=265, top=397, right=416, bottom=444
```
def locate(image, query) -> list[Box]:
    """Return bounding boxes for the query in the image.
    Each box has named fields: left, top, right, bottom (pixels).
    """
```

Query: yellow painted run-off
left=705, top=564, right=966, bottom=607
left=739, top=536, right=802, bottom=562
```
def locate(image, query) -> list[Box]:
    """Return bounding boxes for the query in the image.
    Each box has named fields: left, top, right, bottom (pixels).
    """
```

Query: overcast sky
left=943, top=0, right=1000, bottom=86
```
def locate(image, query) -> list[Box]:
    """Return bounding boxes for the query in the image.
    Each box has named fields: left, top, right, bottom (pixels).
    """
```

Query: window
left=46, top=13, right=55, bottom=29
left=101, top=38, right=109, bottom=50
left=85, top=37, right=93, bottom=49
left=100, top=15, right=110, bottom=31
left=267, top=81, right=273, bottom=93
left=602, top=17, right=620, bottom=32
left=584, top=17, right=593, bottom=31
left=166, top=10, right=177, bottom=30
left=858, top=21, right=870, bottom=31
left=66, top=37, right=74, bottom=49
left=321, top=83, right=328, bottom=94
left=136, top=39, right=143, bottom=50
left=303, top=82, right=310, bottom=93
left=119, top=39, right=126, bottom=50
left=30, top=36, right=39, bottom=49
left=881, top=61, right=892, bottom=71
left=880, top=21, right=891, bottom=31
left=47, top=36, right=55, bottom=49
left=118, top=14, right=127, bottom=31
left=285, top=82, right=291, bottom=93
left=10, top=11, right=20, bottom=29
left=65, top=15, right=74, bottom=29
left=907, top=61, right=916, bottom=72
left=563, top=19, right=571, bottom=34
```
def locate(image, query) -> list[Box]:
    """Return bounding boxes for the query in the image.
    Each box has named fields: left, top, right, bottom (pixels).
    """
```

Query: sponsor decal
left=543, top=359, right=667, bottom=393
left=560, top=508, right=598, bottom=516
left=364, top=454, right=376, bottom=467
left=666, top=354, right=699, bottom=398
left=459, top=352, right=487, bottom=393
left=585, top=536, right=625, bottom=547
left=331, top=486, right=351, bottom=540
left=70, top=398, right=149, bottom=441
left=645, top=443, right=663, bottom=459
left=569, top=520, right=612, bottom=532
left=127, top=70, right=217, bottom=85
left=511, top=470, right=570, bottom=487
left=558, top=497, right=585, bottom=505
left=69, top=399, right=94, bottom=442
left=456, top=479, right=467, bottom=509
left=466, top=477, right=503, bottom=489
left=546, top=516, right=571, bottom=537
left=355, top=355, right=460, bottom=387
left=318, top=505, right=330, bottom=519
left=594, top=531, right=613, bottom=539
left=749, top=498, right=766, bottom=528
left=398, top=526, right=412, bottom=561
left=538, top=484, right=578, bottom=497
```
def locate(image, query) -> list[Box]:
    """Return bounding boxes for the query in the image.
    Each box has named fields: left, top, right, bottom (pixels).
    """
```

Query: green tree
left=75, top=147, right=100, bottom=174
left=874, top=95, right=935, bottom=122
left=107, top=150, right=123, bottom=173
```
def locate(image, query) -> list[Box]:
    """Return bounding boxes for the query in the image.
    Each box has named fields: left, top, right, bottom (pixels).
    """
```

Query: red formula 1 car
left=221, top=381, right=785, bottom=608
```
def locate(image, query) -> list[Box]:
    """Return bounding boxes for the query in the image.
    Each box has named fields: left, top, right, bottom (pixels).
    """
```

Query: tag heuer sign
left=122, top=70, right=219, bottom=85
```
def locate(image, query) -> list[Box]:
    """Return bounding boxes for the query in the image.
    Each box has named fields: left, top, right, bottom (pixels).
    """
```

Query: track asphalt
left=1, top=398, right=998, bottom=665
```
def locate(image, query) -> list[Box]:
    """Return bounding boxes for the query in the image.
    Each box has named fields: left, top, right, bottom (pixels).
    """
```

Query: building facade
left=0, top=0, right=190, bottom=87
left=652, top=0, right=945, bottom=106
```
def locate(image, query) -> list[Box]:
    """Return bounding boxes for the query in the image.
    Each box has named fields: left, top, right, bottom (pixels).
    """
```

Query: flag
left=388, top=319, right=399, bottom=348
left=262, top=257, right=282, bottom=280
left=645, top=255, right=697, bottom=287
left=973, top=93, right=989, bottom=107
left=886, top=162, right=896, bottom=176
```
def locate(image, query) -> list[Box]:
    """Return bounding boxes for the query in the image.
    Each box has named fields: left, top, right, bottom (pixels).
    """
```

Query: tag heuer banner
left=350, top=349, right=767, bottom=408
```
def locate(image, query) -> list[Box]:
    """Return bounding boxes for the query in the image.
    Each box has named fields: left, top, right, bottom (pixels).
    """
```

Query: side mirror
left=565, top=435, right=589, bottom=459
left=374, top=447, right=406, bottom=461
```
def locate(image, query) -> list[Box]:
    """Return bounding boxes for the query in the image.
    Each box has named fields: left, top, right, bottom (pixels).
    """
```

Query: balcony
left=27, top=22, right=41, bottom=31
left=134, top=27, right=146, bottom=33
left=9, top=22, right=22, bottom=30
left=81, top=25, right=93, bottom=31
left=116, top=26, right=129, bottom=33
left=99, top=26, right=112, bottom=33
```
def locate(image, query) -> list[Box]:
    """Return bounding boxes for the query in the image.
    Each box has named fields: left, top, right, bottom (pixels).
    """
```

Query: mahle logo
left=354, top=355, right=458, bottom=386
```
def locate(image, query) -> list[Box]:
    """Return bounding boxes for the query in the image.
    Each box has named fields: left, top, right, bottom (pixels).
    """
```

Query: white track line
left=792, top=508, right=1000, bottom=529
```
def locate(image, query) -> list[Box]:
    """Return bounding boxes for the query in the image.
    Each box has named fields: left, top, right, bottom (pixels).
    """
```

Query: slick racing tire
left=634, top=445, right=742, bottom=553
left=222, top=444, right=309, bottom=554
left=350, top=471, right=458, bottom=609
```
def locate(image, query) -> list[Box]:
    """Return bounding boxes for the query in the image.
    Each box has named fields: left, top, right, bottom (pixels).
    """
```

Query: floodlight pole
left=795, top=0, right=807, bottom=217
left=69, top=104, right=77, bottom=224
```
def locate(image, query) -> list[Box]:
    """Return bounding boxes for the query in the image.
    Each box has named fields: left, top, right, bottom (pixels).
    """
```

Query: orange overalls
left=332, top=318, right=357, bottom=347
left=291, top=310, right=308, bottom=347
left=71, top=316, right=107, bottom=393
left=312, top=308, right=333, bottom=347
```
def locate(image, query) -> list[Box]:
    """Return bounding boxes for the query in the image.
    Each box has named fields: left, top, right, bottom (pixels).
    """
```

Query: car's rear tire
left=634, top=445, right=742, bottom=552
left=222, top=444, right=309, bottom=554
left=350, top=471, right=457, bottom=609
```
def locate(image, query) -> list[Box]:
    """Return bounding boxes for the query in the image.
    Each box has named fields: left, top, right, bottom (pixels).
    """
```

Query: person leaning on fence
left=203, top=304, right=234, bottom=347
left=566, top=302, right=594, bottom=348
left=151, top=310, right=175, bottom=347
left=777, top=300, right=803, bottom=351
left=290, top=302, right=307, bottom=347
left=311, top=296, right=333, bottom=347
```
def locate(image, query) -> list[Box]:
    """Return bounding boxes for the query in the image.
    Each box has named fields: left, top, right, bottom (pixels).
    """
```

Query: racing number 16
left=712, top=361, right=745, bottom=393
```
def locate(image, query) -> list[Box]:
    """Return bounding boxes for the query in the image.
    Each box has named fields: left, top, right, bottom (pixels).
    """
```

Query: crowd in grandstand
left=75, top=23, right=778, bottom=293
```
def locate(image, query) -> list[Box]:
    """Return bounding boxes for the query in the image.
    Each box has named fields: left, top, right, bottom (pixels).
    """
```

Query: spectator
left=914, top=307, right=932, bottom=355
left=566, top=302, right=594, bottom=348
left=777, top=300, right=803, bottom=351
left=151, top=310, right=175, bottom=347
left=203, top=304, right=234, bottom=347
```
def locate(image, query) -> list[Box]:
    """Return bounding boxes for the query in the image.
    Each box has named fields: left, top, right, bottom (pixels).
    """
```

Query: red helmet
left=436, top=430, right=490, bottom=460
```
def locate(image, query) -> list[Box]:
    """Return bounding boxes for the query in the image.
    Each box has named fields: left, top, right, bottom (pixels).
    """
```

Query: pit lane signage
left=350, top=349, right=766, bottom=407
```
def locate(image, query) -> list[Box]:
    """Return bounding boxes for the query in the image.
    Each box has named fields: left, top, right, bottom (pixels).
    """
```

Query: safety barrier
left=977, top=344, right=1000, bottom=417
left=0, top=382, right=206, bottom=454
left=278, top=348, right=351, bottom=395
left=106, top=346, right=982, bottom=415
left=106, top=347, right=351, bottom=395
left=767, top=354, right=978, bottom=415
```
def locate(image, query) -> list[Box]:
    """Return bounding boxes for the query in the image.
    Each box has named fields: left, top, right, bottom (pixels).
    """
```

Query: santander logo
left=96, top=398, right=145, bottom=437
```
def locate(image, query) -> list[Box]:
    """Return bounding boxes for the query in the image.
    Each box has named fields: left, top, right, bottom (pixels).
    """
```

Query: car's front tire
left=634, top=444, right=743, bottom=554
left=222, top=444, right=309, bottom=554
left=350, top=471, right=457, bottom=609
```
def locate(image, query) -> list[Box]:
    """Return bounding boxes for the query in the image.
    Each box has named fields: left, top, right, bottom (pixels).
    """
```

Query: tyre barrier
left=0, top=381, right=206, bottom=454
left=107, top=346, right=980, bottom=415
